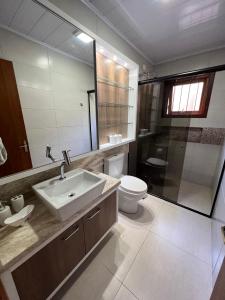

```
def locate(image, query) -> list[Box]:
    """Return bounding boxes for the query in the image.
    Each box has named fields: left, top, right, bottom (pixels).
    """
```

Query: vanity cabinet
left=12, top=219, right=85, bottom=300
left=84, top=192, right=117, bottom=252
left=11, top=192, right=117, bottom=300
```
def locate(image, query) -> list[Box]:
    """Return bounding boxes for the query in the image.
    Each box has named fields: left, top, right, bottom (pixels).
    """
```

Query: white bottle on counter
left=0, top=202, right=12, bottom=226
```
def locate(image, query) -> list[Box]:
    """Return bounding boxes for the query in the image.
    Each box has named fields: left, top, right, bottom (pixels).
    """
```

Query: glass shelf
left=98, top=102, right=134, bottom=108
left=97, top=77, right=134, bottom=90
left=99, top=122, right=133, bottom=129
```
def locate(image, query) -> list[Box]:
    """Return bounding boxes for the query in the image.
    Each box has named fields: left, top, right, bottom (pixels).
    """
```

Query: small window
left=162, top=73, right=215, bottom=117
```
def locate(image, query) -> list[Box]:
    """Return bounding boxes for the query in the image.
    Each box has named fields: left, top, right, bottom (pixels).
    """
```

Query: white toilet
left=104, top=153, right=147, bottom=214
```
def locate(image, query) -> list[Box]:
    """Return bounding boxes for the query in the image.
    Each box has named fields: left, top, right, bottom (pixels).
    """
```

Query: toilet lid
left=120, top=176, right=147, bottom=194
left=147, top=157, right=168, bottom=167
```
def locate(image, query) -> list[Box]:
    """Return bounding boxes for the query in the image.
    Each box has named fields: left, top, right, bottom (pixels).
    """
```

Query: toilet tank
left=104, top=153, right=125, bottom=178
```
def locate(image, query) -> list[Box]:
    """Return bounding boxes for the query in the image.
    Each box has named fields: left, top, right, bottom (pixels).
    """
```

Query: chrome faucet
left=59, top=150, right=71, bottom=180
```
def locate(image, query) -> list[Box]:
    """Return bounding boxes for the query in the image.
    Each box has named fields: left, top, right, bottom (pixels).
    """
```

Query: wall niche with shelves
left=96, top=45, right=138, bottom=149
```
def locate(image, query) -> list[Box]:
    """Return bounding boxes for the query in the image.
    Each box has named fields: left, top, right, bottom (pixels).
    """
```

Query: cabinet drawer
left=12, top=219, right=85, bottom=300
left=58, top=219, right=85, bottom=277
left=84, top=192, right=117, bottom=253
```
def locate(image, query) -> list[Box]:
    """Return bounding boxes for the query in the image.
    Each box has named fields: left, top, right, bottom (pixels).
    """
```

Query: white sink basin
left=32, top=169, right=106, bottom=221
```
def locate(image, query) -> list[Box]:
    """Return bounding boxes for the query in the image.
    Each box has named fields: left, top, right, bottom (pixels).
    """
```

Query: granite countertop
left=0, top=173, right=120, bottom=273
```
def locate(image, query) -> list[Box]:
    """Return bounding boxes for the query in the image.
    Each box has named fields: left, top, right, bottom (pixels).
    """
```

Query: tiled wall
left=156, top=51, right=225, bottom=188
left=0, top=27, right=94, bottom=168
left=182, top=142, right=221, bottom=187
left=0, top=144, right=129, bottom=202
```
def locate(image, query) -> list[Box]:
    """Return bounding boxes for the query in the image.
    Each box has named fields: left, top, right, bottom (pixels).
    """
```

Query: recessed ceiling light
left=113, top=55, right=117, bottom=61
left=99, top=48, right=104, bottom=53
left=76, top=32, right=93, bottom=44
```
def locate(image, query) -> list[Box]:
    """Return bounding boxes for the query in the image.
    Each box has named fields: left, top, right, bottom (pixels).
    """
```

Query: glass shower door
left=136, top=82, right=191, bottom=204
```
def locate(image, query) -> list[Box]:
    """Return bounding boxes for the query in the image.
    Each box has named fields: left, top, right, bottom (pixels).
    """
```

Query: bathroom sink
left=32, top=169, right=106, bottom=221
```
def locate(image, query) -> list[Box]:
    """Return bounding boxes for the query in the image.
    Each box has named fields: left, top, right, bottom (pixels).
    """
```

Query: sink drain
left=68, top=192, right=75, bottom=198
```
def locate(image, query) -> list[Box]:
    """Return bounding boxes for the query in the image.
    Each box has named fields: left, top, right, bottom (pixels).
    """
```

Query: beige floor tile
left=61, top=258, right=121, bottom=300
left=95, top=222, right=148, bottom=281
left=118, top=194, right=164, bottom=230
left=124, top=231, right=212, bottom=300
left=147, top=201, right=212, bottom=264
left=178, top=180, right=213, bottom=215
left=114, top=285, right=139, bottom=300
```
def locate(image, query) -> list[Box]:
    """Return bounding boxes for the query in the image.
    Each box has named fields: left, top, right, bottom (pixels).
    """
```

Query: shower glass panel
left=137, top=82, right=191, bottom=203
left=136, top=70, right=225, bottom=215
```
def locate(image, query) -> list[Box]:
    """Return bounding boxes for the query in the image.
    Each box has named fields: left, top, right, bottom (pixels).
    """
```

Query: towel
left=0, top=137, right=7, bottom=166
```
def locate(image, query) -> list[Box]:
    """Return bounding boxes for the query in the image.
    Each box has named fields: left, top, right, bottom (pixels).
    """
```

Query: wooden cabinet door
left=0, top=59, right=32, bottom=177
left=211, top=257, right=225, bottom=300
left=84, top=192, right=117, bottom=253
left=58, top=219, right=85, bottom=277
left=12, top=219, right=85, bottom=300
left=0, top=281, right=8, bottom=300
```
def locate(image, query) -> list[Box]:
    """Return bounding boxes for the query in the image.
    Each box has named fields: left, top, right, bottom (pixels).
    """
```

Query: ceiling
left=0, top=0, right=94, bottom=65
left=83, top=0, right=225, bottom=64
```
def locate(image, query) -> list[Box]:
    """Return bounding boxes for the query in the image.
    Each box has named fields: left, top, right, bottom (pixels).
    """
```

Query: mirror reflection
left=0, top=0, right=97, bottom=178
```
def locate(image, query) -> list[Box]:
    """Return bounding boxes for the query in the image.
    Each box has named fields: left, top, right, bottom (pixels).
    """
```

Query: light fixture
left=76, top=32, right=93, bottom=44
left=99, top=48, right=104, bottom=54
left=113, top=55, right=117, bottom=62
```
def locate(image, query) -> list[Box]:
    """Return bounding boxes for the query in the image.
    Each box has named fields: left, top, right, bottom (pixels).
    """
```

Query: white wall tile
left=18, top=86, right=54, bottom=109
left=1, top=29, right=49, bottom=69
left=55, top=109, right=82, bottom=127
left=22, top=109, right=56, bottom=129
left=30, top=144, right=60, bottom=168
left=1, top=26, right=94, bottom=168
left=14, top=62, right=51, bottom=91
left=26, top=128, right=58, bottom=147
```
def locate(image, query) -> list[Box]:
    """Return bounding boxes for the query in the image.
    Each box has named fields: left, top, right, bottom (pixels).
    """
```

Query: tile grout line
left=146, top=200, right=212, bottom=266
left=101, top=228, right=149, bottom=300
left=147, top=226, right=212, bottom=267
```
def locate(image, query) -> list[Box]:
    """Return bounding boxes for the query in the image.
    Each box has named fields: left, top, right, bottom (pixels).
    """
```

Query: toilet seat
left=146, top=157, right=168, bottom=167
left=120, top=175, right=147, bottom=194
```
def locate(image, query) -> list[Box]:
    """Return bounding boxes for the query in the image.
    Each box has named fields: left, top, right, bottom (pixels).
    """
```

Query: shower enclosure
left=132, top=67, right=225, bottom=216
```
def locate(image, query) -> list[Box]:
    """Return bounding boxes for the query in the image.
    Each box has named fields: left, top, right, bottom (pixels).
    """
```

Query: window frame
left=162, top=73, right=215, bottom=118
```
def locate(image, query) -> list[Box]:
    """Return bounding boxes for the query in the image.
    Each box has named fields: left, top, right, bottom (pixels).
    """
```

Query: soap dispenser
left=0, top=201, right=12, bottom=226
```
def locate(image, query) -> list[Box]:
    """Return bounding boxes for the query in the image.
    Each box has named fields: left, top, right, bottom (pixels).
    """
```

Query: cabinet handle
left=87, top=208, right=101, bottom=221
left=63, top=226, right=79, bottom=241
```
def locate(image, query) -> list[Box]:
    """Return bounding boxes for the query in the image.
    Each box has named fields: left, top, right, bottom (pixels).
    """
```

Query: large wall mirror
left=0, top=0, right=98, bottom=178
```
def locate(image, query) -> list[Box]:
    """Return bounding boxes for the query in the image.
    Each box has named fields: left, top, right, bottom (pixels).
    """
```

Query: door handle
left=62, top=226, right=79, bottom=241
left=19, top=140, right=29, bottom=152
left=87, top=208, right=101, bottom=221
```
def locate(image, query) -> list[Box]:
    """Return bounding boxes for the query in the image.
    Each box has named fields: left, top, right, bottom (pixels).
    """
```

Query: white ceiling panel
left=0, top=0, right=94, bottom=66
left=10, top=0, right=45, bottom=34
left=83, top=0, right=225, bottom=63
left=0, top=0, right=23, bottom=26
left=90, top=0, right=118, bottom=15
left=44, top=22, right=75, bottom=47
left=29, top=11, right=63, bottom=41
